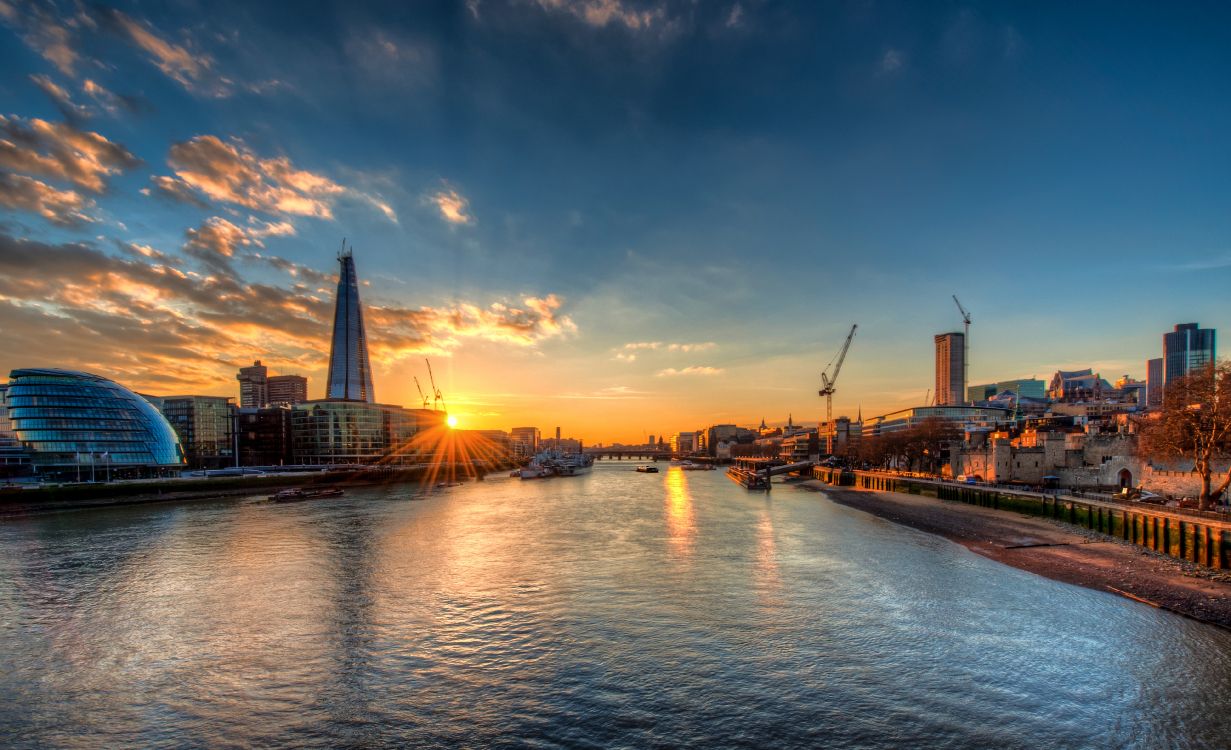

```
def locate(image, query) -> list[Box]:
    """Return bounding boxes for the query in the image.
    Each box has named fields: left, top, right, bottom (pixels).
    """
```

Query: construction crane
left=953, top=295, right=971, bottom=403
left=818, top=324, right=857, bottom=423
left=425, top=358, right=446, bottom=412
left=413, top=376, right=430, bottom=410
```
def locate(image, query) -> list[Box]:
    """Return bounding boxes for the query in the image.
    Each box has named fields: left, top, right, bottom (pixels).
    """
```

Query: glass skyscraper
left=1163, top=323, right=1216, bottom=385
left=326, top=247, right=375, bottom=402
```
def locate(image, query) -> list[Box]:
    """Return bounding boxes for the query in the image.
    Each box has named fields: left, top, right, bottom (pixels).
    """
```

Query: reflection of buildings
left=2, top=368, right=185, bottom=478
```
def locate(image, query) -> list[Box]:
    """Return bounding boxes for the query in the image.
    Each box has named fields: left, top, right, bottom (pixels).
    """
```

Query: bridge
left=726, top=458, right=816, bottom=490
left=583, top=448, right=707, bottom=461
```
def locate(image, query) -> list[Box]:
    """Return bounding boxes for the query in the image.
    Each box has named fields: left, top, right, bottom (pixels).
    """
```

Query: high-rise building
left=268, top=375, right=308, bottom=406
left=326, top=246, right=375, bottom=402
left=1146, top=357, right=1163, bottom=407
left=934, top=332, right=965, bottom=406
left=1163, top=323, right=1216, bottom=386
left=237, top=360, right=268, bottom=408
left=510, top=427, right=540, bottom=456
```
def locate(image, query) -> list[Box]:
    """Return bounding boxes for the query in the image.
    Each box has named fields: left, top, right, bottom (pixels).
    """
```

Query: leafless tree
left=1138, top=361, right=1231, bottom=510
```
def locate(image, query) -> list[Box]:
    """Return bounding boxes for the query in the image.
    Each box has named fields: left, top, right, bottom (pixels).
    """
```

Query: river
left=2, top=464, right=1231, bottom=748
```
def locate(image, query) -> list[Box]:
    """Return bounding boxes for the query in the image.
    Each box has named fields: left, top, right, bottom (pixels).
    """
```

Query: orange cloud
left=427, top=187, right=473, bottom=224
left=656, top=366, right=723, bottom=377
left=0, top=115, right=139, bottom=192
left=0, top=172, right=93, bottom=226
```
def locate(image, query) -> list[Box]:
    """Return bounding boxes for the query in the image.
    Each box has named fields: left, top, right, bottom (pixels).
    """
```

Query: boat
left=635, top=465, right=659, bottom=473
left=680, top=461, right=715, bottom=471
left=520, top=449, right=562, bottom=479
left=268, top=487, right=345, bottom=502
left=553, top=452, right=595, bottom=477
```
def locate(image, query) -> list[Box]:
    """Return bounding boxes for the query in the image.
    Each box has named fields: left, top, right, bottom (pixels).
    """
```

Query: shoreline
left=797, top=479, right=1231, bottom=630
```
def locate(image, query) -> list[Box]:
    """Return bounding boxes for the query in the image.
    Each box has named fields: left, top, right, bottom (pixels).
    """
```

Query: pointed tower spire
left=326, top=242, right=375, bottom=402
left=857, top=404, right=862, bottom=423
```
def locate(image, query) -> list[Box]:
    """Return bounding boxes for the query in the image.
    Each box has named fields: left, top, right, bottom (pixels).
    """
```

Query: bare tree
left=1138, top=361, right=1231, bottom=510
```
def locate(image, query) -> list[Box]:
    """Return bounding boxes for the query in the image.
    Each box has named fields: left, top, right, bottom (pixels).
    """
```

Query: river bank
left=798, top=479, right=1231, bottom=630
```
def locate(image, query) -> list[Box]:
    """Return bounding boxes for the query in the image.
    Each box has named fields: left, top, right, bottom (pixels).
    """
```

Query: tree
left=1138, top=361, right=1231, bottom=510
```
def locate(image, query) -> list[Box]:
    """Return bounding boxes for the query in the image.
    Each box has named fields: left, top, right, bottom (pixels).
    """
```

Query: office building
left=326, top=246, right=375, bottom=402
left=861, top=405, right=1010, bottom=439
left=510, top=427, right=540, bottom=456
left=290, top=401, right=445, bottom=465
left=934, top=332, right=965, bottom=406
left=967, top=378, right=1046, bottom=403
left=236, top=360, right=269, bottom=408
left=236, top=407, right=294, bottom=466
left=158, top=395, right=235, bottom=469
left=3, top=368, right=184, bottom=478
left=1146, top=358, right=1163, bottom=407
left=1163, top=323, right=1216, bottom=386
left=268, top=374, right=308, bottom=406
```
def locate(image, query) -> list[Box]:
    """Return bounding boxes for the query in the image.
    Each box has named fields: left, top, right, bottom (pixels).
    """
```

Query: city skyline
left=1, top=2, right=1229, bottom=443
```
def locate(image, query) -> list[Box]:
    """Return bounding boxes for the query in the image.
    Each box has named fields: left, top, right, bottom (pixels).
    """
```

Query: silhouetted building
left=268, top=374, right=308, bottom=406
left=1164, top=322, right=1216, bottom=386
left=326, top=246, right=375, bottom=402
left=934, top=332, right=965, bottom=406
left=236, top=407, right=293, bottom=466
left=291, top=401, right=444, bottom=465
left=510, top=427, right=540, bottom=457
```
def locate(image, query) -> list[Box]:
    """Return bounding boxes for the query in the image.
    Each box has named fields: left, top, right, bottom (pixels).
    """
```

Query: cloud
left=0, top=0, right=88, bottom=76
left=0, top=231, right=578, bottom=395
left=182, top=216, right=296, bottom=278
left=534, top=0, right=666, bottom=30
left=880, top=49, right=904, bottom=74
left=100, top=8, right=222, bottom=95
left=0, top=172, right=93, bottom=225
left=153, top=135, right=394, bottom=221
left=0, top=115, right=140, bottom=192
left=81, top=79, right=131, bottom=116
left=622, top=341, right=717, bottom=353
left=143, top=174, right=210, bottom=208
left=725, top=4, right=743, bottom=29
left=30, top=74, right=92, bottom=121
left=426, top=186, right=474, bottom=225
left=656, top=366, right=723, bottom=377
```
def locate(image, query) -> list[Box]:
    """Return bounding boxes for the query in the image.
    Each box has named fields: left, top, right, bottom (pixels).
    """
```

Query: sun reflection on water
left=663, top=467, right=696, bottom=560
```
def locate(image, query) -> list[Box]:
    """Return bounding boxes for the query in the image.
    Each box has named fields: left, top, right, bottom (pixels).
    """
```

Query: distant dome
left=5, top=368, right=185, bottom=467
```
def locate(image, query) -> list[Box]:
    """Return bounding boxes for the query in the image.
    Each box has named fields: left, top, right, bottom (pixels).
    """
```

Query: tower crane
left=425, top=358, right=446, bottom=413
left=953, top=295, right=971, bottom=403
left=413, top=376, right=430, bottom=410
left=818, top=324, right=857, bottom=423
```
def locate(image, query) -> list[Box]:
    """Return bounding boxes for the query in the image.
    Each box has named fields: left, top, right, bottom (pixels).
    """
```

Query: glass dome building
left=4, top=368, right=185, bottom=475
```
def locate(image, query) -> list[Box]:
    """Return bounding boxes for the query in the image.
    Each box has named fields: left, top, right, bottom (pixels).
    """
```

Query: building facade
left=862, top=405, right=1010, bottom=438
left=4, top=368, right=184, bottom=478
left=510, top=427, right=540, bottom=457
left=326, top=247, right=376, bottom=402
left=1146, top=357, right=1164, bottom=407
left=934, top=332, right=965, bottom=406
left=290, top=401, right=446, bottom=465
left=967, top=378, right=1046, bottom=402
left=157, top=395, right=235, bottom=469
left=236, top=360, right=269, bottom=409
left=268, top=374, right=308, bottom=406
left=236, top=406, right=294, bottom=466
left=1163, top=322, right=1216, bottom=386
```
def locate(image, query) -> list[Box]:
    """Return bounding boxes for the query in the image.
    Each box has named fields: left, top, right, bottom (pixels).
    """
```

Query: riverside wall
left=812, top=467, right=1231, bottom=570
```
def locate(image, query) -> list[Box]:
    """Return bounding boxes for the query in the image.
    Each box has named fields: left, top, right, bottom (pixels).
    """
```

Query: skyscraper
left=1163, top=323, right=1216, bottom=386
left=934, top=332, right=965, bottom=406
left=237, top=360, right=268, bottom=408
left=326, top=246, right=375, bottom=402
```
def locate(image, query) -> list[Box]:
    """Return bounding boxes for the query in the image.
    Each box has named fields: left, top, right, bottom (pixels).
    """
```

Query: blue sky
left=1, top=0, right=1228, bottom=441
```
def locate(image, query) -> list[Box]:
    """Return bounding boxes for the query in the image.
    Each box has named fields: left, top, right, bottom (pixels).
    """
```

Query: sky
left=1, top=0, right=1229, bottom=444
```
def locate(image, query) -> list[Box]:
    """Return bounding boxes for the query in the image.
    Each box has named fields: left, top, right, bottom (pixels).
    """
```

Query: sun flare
left=447, top=414, right=458, bottom=428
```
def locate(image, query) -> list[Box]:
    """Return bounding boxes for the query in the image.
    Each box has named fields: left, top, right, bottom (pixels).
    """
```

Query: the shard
left=326, top=244, right=375, bottom=402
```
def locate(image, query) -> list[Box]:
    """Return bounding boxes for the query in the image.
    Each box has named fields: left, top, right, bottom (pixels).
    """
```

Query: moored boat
left=635, top=465, right=659, bottom=473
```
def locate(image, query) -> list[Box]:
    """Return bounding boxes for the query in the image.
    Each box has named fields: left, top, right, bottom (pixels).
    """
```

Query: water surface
left=3, top=465, right=1231, bottom=748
